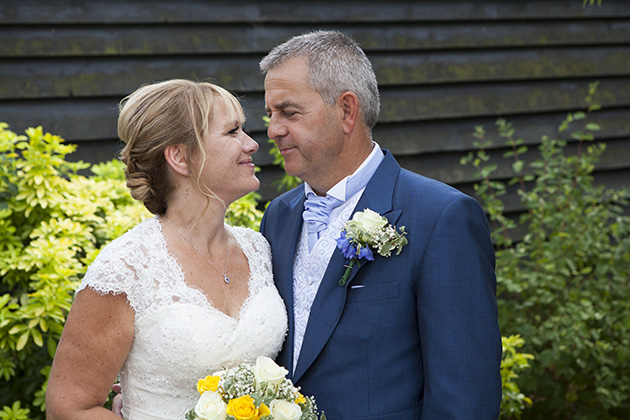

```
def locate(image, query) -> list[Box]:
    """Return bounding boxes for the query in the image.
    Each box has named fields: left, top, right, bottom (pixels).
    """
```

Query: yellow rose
left=258, top=403, right=270, bottom=419
left=197, top=375, right=221, bottom=395
left=294, top=393, right=306, bottom=405
left=226, top=395, right=270, bottom=420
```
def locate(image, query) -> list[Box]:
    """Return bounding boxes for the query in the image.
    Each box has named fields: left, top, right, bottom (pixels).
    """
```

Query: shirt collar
left=304, top=142, right=383, bottom=201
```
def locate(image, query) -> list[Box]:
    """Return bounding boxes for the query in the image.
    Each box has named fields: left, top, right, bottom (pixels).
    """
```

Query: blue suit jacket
left=260, top=151, right=502, bottom=420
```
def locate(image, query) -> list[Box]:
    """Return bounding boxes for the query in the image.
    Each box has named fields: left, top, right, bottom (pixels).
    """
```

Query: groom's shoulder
left=264, top=184, right=304, bottom=218
left=398, top=167, right=461, bottom=196
left=268, top=184, right=304, bottom=207
left=396, top=167, right=476, bottom=208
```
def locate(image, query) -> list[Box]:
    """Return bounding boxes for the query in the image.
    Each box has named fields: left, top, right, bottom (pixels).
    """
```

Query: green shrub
left=501, top=335, right=535, bottom=419
left=0, top=401, right=30, bottom=420
left=0, top=123, right=151, bottom=419
left=226, top=191, right=263, bottom=231
left=461, top=82, right=630, bottom=419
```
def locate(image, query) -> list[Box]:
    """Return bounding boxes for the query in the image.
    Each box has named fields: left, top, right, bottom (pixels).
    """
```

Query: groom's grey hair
left=260, top=30, right=380, bottom=129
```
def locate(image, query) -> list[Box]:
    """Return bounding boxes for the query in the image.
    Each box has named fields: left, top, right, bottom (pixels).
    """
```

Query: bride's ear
left=164, top=144, right=190, bottom=177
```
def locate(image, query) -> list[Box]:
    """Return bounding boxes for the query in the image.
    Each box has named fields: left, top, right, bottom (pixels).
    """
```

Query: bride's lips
left=239, top=158, right=255, bottom=168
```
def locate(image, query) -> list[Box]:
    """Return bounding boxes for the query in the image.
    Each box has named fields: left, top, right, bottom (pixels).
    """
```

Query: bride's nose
left=242, top=133, right=259, bottom=154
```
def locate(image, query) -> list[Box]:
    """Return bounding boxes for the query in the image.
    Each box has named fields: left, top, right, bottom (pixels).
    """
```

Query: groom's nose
left=267, top=115, right=289, bottom=140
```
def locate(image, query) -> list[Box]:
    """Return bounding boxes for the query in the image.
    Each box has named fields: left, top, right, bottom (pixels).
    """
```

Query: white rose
left=270, top=399, right=302, bottom=420
left=194, top=390, right=227, bottom=420
left=254, top=356, right=288, bottom=390
left=353, top=209, right=387, bottom=232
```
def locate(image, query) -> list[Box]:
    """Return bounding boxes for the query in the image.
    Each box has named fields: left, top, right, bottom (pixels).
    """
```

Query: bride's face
left=194, top=101, right=260, bottom=204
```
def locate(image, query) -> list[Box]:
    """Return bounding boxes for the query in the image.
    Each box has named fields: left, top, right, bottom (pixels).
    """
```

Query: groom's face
left=264, top=56, right=346, bottom=194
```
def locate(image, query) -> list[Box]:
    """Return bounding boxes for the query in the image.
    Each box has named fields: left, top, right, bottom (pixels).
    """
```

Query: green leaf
left=512, top=161, right=524, bottom=174
left=31, top=328, right=43, bottom=347
left=15, top=332, right=29, bottom=351
left=573, top=111, right=587, bottom=120
left=7, top=325, right=24, bottom=335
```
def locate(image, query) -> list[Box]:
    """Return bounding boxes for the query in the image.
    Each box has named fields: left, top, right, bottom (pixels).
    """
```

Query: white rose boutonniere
left=336, top=209, right=408, bottom=286
left=352, top=208, right=388, bottom=232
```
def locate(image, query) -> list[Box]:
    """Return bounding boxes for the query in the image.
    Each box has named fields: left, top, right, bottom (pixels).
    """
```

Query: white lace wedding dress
left=77, top=217, right=288, bottom=420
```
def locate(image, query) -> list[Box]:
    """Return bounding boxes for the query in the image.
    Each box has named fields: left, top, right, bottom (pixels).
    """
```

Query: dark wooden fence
left=1, top=0, right=629, bottom=213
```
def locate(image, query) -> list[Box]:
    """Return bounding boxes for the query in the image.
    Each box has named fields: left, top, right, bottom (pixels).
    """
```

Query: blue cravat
left=302, top=145, right=385, bottom=251
left=303, top=193, right=344, bottom=250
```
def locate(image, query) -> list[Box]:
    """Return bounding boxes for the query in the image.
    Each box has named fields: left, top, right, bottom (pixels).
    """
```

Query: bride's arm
left=46, top=288, right=134, bottom=420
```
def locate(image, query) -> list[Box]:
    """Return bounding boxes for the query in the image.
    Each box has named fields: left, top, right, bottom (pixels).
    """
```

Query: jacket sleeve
left=417, top=194, right=502, bottom=419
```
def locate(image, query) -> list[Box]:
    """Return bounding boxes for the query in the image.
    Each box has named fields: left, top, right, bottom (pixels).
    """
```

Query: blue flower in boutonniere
left=336, top=209, right=408, bottom=286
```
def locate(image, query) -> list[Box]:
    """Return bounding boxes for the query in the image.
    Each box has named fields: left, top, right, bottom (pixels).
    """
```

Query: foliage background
left=462, top=83, right=630, bottom=419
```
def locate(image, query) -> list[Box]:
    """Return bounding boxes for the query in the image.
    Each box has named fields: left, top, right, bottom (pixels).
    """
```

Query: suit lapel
left=292, top=151, right=402, bottom=382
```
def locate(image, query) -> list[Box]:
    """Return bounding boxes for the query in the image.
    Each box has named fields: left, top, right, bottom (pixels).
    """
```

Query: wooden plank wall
left=1, top=0, right=629, bottom=214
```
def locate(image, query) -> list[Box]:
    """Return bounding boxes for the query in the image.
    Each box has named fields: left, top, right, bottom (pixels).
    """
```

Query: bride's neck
left=164, top=195, right=228, bottom=246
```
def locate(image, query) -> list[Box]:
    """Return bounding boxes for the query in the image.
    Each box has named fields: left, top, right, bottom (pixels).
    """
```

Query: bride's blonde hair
left=118, top=79, right=245, bottom=215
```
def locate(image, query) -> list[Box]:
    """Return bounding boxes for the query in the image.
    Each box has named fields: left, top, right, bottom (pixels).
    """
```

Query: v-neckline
left=158, top=218, right=254, bottom=322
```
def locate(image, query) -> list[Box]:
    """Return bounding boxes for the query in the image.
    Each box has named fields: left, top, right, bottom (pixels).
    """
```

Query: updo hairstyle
left=117, top=79, right=245, bottom=215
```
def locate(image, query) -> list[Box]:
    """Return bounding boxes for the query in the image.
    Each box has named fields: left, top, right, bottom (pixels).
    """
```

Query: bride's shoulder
left=96, top=217, right=161, bottom=259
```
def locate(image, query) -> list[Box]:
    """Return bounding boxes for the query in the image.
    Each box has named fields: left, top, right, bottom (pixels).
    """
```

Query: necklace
left=164, top=216, right=230, bottom=284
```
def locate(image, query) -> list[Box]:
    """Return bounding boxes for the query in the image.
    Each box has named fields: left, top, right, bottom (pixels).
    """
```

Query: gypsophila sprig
left=336, top=209, right=408, bottom=286
left=185, top=356, right=325, bottom=420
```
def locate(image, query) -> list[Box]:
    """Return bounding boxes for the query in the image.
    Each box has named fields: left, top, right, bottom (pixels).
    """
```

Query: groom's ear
left=338, top=91, right=359, bottom=135
left=164, top=144, right=190, bottom=177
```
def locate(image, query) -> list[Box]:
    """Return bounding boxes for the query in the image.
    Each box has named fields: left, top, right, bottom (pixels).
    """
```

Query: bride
left=46, top=79, right=288, bottom=419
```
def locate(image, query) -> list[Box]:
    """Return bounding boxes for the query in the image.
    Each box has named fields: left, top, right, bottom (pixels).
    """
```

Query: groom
left=259, top=31, right=502, bottom=419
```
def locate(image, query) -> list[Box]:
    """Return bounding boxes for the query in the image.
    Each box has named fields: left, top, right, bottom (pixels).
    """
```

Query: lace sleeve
left=78, top=246, right=136, bottom=297
left=76, top=235, right=143, bottom=311
left=76, top=218, right=163, bottom=314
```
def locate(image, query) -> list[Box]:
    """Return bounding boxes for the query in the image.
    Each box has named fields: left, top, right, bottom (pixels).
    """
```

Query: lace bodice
left=78, top=217, right=288, bottom=420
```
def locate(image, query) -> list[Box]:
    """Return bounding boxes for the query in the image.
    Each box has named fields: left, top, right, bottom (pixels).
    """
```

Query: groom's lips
left=279, top=146, right=296, bottom=156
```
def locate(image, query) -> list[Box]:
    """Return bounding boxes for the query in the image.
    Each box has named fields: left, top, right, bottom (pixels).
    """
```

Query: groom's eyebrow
left=266, top=101, right=301, bottom=115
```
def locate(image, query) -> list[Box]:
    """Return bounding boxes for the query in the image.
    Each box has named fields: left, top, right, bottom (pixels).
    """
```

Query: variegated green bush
left=0, top=123, right=151, bottom=419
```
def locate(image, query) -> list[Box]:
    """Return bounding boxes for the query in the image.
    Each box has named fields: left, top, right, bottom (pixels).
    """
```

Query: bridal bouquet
left=185, top=356, right=325, bottom=420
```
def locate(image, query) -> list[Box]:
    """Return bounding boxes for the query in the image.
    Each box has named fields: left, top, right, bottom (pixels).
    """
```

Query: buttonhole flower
left=336, top=209, right=407, bottom=286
